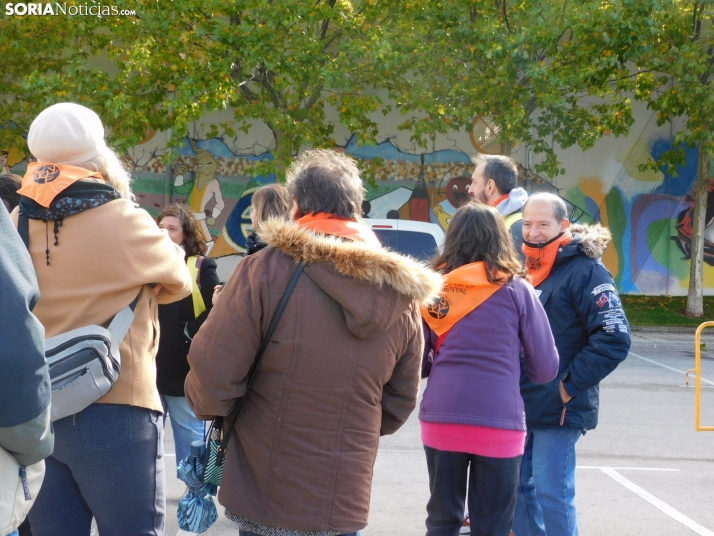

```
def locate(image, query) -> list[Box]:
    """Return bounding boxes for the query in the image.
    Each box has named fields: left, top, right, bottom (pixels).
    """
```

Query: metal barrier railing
left=688, top=322, right=714, bottom=432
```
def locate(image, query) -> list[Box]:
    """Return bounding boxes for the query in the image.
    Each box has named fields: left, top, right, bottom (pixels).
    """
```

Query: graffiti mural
left=563, top=121, right=712, bottom=295
left=672, top=180, right=714, bottom=264
left=6, top=106, right=714, bottom=296
left=1, top=146, right=26, bottom=174
left=172, top=140, right=226, bottom=253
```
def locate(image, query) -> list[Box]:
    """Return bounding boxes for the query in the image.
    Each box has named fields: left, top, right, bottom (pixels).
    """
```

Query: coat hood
left=568, top=222, right=612, bottom=259
left=497, top=187, right=528, bottom=217
left=259, top=218, right=443, bottom=339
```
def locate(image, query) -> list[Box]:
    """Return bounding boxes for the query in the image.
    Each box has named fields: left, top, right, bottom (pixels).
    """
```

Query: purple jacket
left=420, top=276, right=559, bottom=431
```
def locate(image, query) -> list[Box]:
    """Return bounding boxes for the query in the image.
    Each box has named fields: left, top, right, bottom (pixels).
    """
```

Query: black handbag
left=202, top=261, right=304, bottom=485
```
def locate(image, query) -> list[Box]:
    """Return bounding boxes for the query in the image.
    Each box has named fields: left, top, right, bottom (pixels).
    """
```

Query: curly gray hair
left=285, top=149, right=365, bottom=219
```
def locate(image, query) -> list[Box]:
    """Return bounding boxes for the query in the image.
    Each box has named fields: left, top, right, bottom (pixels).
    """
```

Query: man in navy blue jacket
left=0, top=201, right=53, bottom=536
left=513, top=193, right=631, bottom=536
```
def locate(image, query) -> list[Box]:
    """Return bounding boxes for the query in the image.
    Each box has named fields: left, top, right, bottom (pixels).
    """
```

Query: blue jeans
left=240, top=532, right=360, bottom=536
left=28, top=404, right=165, bottom=536
left=161, top=394, right=205, bottom=465
left=7, top=530, right=19, bottom=536
left=424, top=446, right=521, bottom=536
left=513, top=427, right=582, bottom=536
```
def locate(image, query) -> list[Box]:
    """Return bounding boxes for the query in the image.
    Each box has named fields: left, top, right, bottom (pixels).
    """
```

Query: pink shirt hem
left=421, top=421, right=526, bottom=458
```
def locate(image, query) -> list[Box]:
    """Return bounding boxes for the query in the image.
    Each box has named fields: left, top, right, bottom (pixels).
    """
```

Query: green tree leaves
left=1, top=0, right=711, bottom=183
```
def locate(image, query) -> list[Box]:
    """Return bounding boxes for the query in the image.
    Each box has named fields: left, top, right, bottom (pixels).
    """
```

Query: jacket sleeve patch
left=591, top=283, right=616, bottom=295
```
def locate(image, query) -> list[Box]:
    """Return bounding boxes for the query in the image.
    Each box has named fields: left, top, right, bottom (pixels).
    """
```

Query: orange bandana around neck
left=491, top=193, right=509, bottom=207
left=522, top=231, right=573, bottom=287
left=19, top=162, right=104, bottom=208
left=296, top=212, right=382, bottom=248
left=420, top=262, right=504, bottom=336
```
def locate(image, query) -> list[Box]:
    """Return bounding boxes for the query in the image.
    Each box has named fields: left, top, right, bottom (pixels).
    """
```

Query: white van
left=365, top=219, right=445, bottom=261
left=215, top=219, right=445, bottom=281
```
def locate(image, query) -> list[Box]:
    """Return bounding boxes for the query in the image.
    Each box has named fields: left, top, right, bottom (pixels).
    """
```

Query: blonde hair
left=76, top=147, right=134, bottom=201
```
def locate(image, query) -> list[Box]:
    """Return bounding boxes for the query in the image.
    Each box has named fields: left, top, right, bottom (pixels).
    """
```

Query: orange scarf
left=492, top=193, right=509, bottom=207
left=296, top=212, right=382, bottom=248
left=522, top=231, right=573, bottom=287
left=421, top=262, right=504, bottom=337
left=19, top=162, right=104, bottom=208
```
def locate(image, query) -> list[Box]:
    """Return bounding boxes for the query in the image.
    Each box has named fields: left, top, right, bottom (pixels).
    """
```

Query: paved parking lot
left=163, top=330, right=714, bottom=536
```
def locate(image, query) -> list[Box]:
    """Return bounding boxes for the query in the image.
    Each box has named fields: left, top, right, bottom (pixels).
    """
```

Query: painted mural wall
left=3, top=101, right=712, bottom=295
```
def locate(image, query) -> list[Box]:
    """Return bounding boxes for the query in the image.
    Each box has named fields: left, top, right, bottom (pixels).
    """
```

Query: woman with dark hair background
left=157, top=203, right=219, bottom=467
left=419, top=202, right=559, bottom=536
left=0, top=173, right=21, bottom=212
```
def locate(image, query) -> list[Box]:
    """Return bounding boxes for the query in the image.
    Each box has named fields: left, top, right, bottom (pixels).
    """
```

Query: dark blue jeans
left=424, top=446, right=521, bottom=536
left=28, top=404, right=165, bottom=536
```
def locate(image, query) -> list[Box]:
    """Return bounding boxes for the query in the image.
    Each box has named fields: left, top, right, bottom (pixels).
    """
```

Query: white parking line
left=599, top=467, right=714, bottom=535
left=629, top=352, right=714, bottom=386
left=578, top=466, right=679, bottom=471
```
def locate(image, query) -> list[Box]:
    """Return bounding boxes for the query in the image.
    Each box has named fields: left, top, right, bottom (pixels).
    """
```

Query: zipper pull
left=19, top=466, right=31, bottom=500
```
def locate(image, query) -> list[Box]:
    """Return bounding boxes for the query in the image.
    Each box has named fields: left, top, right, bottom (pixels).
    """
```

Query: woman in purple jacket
left=420, top=202, right=559, bottom=536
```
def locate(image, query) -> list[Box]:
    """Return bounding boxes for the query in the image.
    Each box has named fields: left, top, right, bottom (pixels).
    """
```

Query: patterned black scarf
left=19, top=181, right=122, bottom=265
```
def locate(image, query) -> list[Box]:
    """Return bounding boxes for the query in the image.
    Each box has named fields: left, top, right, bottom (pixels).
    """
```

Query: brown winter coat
left=12, top=199, right=192, bottom=413
left=185, top=218, right=443, bottom=533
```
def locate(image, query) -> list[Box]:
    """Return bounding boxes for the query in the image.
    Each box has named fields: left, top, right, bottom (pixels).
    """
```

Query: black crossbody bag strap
left=215, top=261, right=304, bottom=466
left=18, top=212, right=29, bottom=247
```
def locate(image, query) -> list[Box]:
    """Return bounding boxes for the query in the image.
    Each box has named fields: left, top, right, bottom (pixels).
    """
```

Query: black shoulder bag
left=202, top=261, right=304, bottom=485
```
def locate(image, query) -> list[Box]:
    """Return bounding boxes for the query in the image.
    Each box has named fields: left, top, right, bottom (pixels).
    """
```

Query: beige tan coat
left=185, top=219, right=442, bottom=533
left=13, top=199, right=192, bottom=413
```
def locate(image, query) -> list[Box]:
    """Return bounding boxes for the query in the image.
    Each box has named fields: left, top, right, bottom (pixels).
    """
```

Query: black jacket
left=246, top=231, right=267, bottom=255
left=519, top=223, right=631, bottom=430
left=156, top=256, right=219, bottom=396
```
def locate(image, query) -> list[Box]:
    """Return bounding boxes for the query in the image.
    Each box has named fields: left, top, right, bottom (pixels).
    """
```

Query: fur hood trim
left=259, top=219, right=443, bottom=305
left=569, top=222, right=611, bottom=259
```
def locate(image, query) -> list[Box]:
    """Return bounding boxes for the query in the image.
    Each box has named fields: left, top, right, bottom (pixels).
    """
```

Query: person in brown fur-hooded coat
left=186, top=149, right=443, bottom=536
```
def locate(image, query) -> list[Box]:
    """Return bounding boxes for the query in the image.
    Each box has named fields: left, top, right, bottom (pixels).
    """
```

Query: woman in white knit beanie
left=17, top=102, right=193, bottom=536
left=26, top=102, right=133, bottom=200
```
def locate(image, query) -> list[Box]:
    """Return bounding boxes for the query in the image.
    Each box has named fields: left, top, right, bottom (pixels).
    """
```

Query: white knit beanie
left=28, top=102, right=109, bottom=165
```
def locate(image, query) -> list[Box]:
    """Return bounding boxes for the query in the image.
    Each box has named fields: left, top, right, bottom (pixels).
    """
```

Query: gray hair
left=285, top=149, right=365, bottom=219
left=471, top=154, right=518, bottom=195
left=524, top=192, right=568, bottom=223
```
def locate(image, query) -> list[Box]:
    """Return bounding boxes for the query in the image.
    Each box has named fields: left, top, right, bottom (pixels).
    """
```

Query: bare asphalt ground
left=162, top=330, right=714, bottom=536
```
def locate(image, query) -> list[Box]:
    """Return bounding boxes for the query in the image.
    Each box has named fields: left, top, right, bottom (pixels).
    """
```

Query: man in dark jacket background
left=513, top=193, right=631, bottom=536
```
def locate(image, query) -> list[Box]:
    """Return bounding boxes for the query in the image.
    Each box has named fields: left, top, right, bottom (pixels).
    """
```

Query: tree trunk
left=685, top=148, right=711, bottom=317
left=264, top=122, right=288, bottom=180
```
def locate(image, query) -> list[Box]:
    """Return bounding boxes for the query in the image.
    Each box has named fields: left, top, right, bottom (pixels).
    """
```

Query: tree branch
left=700, top=45, right=714, bottom=85
left=502, top=0, right=512, bottom=33
left=300, top=84, right=324, bottom=114
left=257, top=65, right=283, bottom=109
left=693, top=0, right=701, bottom=39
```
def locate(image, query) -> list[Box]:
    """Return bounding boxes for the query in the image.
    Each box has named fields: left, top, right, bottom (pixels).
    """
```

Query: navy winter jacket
left=520, top=223, right=631, bottom=430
